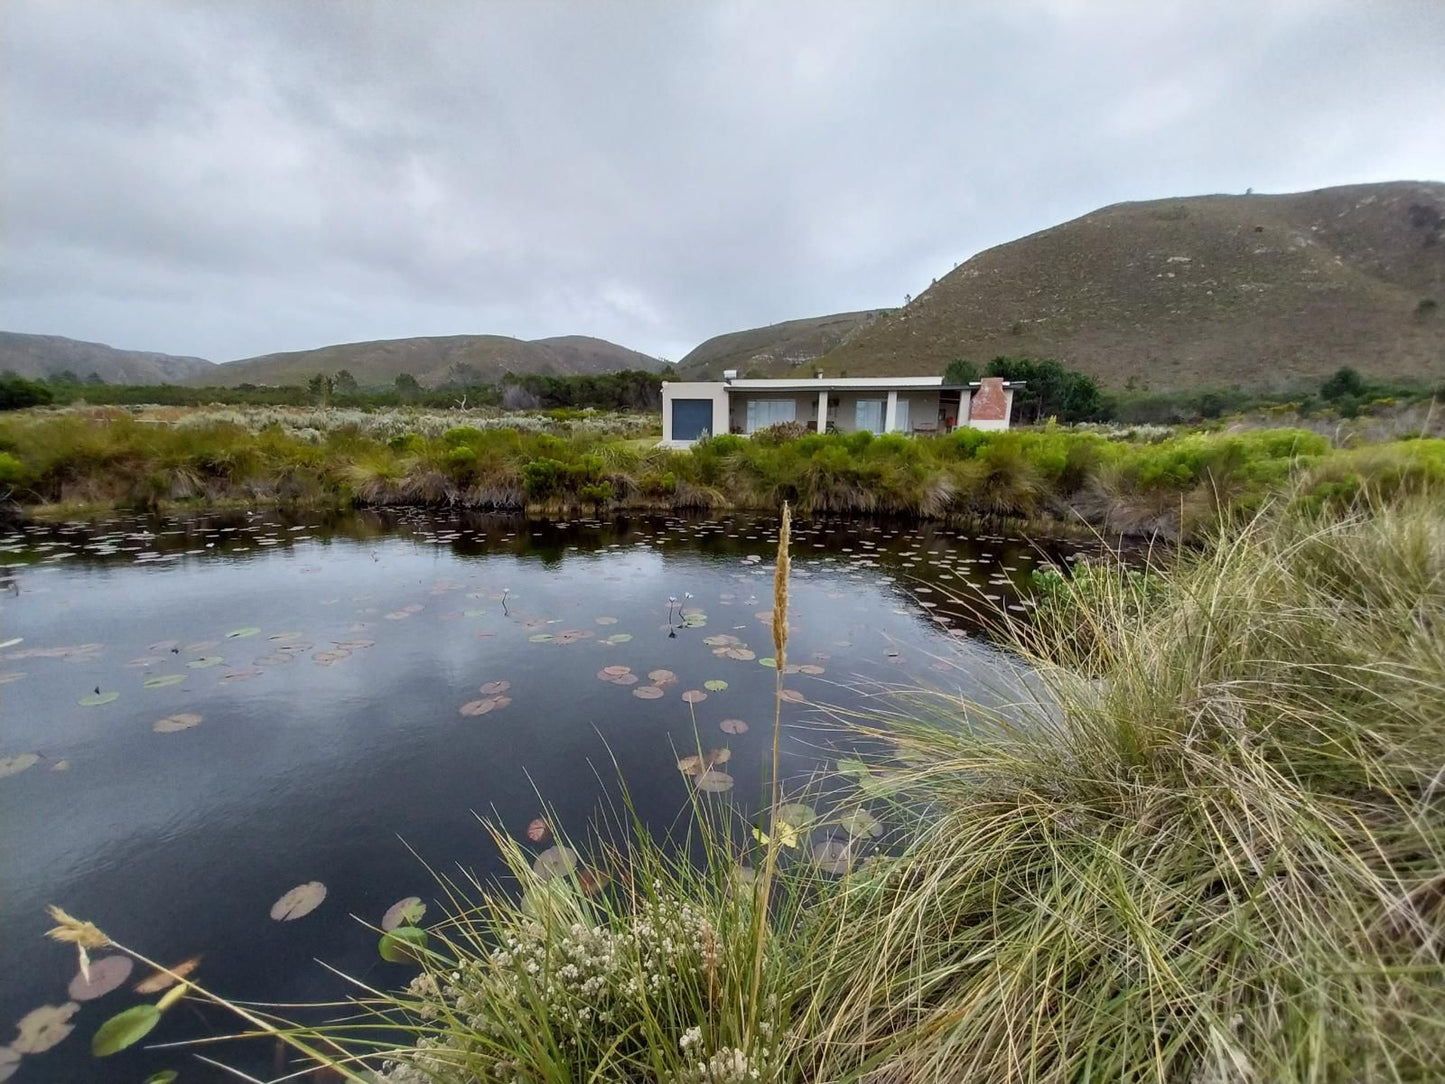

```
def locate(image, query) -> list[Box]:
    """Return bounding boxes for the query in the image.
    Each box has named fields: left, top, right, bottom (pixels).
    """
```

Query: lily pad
left=758, top=657, right=777, bottom=668
left=78, top=691, right=119, bottom=706
left=811, top=838, right=855, bottom=876
left=525, top=817, right=550, bottom=843
left=218, top=667, right=263, bottom=684
left=694, top=769, right=735, bottom=793
left=0, top=754, right=40, bottom=778
left=225, top=627, right=261, bottom=639
left=153, top=713, right=202, bottom=734
left=378, top=925, right=428, bottom=964
left=680, top=689, right=708, bottom=704
left=528, top=633, right=554, bottom=642
left=68, top=956, right=133, bottom=1002
left=779, top=689, right=805, bottom=703
left=479, top=680, right=511, bottom=695
left=836, top=809, right=884, bottom=838
left=775, top=802, right=819, bottom=828
left=91, top=1004, right=160, bottom=1057
left=532, top=845, right=579, bottom=882
left=719, top=718, right=749, bottom=735
left=186, top=656, right=223, bottom=670
left=594, top=616, right=618, bottom=625
left=725, top=648, right=757, bottom=661
left=269, top=880, right=327, bottom=921
left=603, top=633, right=633, bottom=644
left=703, top=679, right=729, bottom=692
left=632, top=685, right=664, bottom=699
left=12, top=1002, right=79, bottom=1054
left=144, top=1072, right=179, bottom=1084
left=142, top=674, right=185, bottom=688
left=610, top=673, right=639, bottom=685
left=133, top=956, right=200, bottom=994
left=647, top=669, right=677, bottom=685
left=381, top=896, right=427, bottom=932
left=798, top=664, right=826, bottom=675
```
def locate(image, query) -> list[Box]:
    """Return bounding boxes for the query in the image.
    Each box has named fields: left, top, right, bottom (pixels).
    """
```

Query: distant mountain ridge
left=0, top=332, right=216, bottom=384
left=817, top=181, right=1445, bottom=390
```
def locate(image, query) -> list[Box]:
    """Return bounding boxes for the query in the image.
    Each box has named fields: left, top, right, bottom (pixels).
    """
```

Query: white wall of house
left=660, top=382, right=731, bottom=447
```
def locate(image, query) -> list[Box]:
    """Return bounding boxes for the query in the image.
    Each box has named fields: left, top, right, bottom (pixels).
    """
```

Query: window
left=745, top=399, right=796, bottom=434
left=855, top=398, right=884, bottom=433
left=894, top=397, right=910, bottom=432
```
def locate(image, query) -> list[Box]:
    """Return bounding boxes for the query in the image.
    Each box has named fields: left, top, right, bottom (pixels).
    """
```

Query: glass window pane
left=855, top=399, right=883, bottom=433
left=894, top=398, right=910, bottom=432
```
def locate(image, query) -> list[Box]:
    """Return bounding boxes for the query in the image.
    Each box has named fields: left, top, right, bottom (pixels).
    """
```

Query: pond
left=0, top=509, right=1075, bottom=1082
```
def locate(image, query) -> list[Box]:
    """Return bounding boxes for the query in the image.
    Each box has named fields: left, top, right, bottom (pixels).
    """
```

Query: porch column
left=884, top=390, right=898, bottom=433
left=817, top=389, right=828, bottom=433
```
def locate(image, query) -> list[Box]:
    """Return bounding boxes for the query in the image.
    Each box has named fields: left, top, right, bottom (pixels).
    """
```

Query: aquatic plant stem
left=747, top=501, right=791, bottom=1049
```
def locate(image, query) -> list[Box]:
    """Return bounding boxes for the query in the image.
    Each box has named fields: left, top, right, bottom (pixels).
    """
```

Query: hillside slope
left=200, top=334, right=667, bottom=388
left=676, top=311, right=889, bottom=379
left=0, top=332, right=216, bottom=384
left=819, top=181, right=1445, bottom=391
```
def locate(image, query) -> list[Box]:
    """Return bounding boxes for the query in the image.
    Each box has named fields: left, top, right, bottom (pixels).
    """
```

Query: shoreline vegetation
left=51, top=488, right=1445, bottom=1082
left=2, top=404, right=1444, bottom=539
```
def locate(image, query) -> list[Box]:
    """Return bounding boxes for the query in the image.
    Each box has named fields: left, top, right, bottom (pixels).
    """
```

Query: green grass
left=57, top=489, right=1445, bottom=1082
left=3, top=408, right=1445, bottom=541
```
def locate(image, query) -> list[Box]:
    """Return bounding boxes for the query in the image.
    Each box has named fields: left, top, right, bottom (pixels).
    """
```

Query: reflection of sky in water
left=0, top=510, right=1072, bottom=1083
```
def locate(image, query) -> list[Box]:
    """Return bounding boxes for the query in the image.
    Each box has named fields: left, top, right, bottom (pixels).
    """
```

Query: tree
left=85, top=371, right=107, bottom=386
left=1321, top=366, right=1366, bottom=402
left=333, top=369, right=358, bottom=394
left=306, top=373, right=333, bottom=405
left=51, top=369, right=81, bottom=385
left=0, top=374, right=54, bottom=410
left=943, top=358, right=978, bottom=385
left=985, top=356, right=1105, bottom=424
left=394, top=372, right=422, bottom=400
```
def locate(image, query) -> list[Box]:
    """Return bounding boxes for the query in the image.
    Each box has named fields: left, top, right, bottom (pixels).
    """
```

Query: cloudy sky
left=3, top=1, right=1443, bottom=363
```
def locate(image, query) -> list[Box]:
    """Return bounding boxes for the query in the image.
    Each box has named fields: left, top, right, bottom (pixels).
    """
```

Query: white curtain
left=894, top=397, right=911, bottom=432
left=855, top=399, right=884, bottom=433
left=745, top=399, right=796, bottom=433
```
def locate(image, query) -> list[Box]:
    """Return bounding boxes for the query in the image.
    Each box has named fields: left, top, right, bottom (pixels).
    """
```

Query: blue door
left=671, top=399, right=714, bottom=441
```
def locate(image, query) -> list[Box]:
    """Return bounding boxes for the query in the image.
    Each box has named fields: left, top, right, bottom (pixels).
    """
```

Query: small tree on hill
left=943, top=358, right=978, bottom=385
left=1321, top=367, right=1366, bottom=402
left=394, top=372, right=422, bottom=401
left=333, top=369, right=358, bottom=394
left=306, top=373, right=333, bottom=405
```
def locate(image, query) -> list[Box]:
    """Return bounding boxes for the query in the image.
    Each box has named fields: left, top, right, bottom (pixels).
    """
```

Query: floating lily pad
left=144, top=1072, right=179, bottom=1084
left=270, top=881, right=327, bottom=921
left=676, top=754, right=704, bottom=776
left=694, top=769, right=735, bottom=793
left=12, top=1002, right=79, bottom=1054
left=0, top=754, right=40, bottom=778
left=719, top=718, right=749, bottom=735
left=775, top=802, right=819, bottom=828
left=798, top=664, right=826, bottom=675
left=680, top=689, right=707, bottom=704
left=463, top=608, right=489, bottom=618
left=460, top=698, right=500, bottom=717
left=758, top=657, right=777, bottom=668
left=68, top=956, right=133, bottom=1002
left=779, top=689, right=805, bottom=703
left=578, top=868, right=610, bottom=896
left=479, top=680, right=511, bottom=695
left=78, top=691, right=119, bottom=706
left=594, top=616, right=618, bottom=625
left=647, top=669, right=677, bottom=685
left=50, top=759, right=69, bottom=772
left=91, top=1004, right=160, bottom=1057
left=378, top=925, right=428, bottom=964
left=153, top=713, right=202, bottom=734
left=702, top=635, right=738, bottom=647
left=381, top=896, right=427, bottom=932
left=836, top=809, right=884, bottom=838
left=725, top=648, right=757, bottom=661
left=528, top=633, right=554, bottom=642
left=633, top=685, right=664, bottom=699
left=225, top=627, right=261, bottom=639
left=811, top=838, right=855, bottom=876
left=147, top=640, right=180, bottom=652
left=525, top=817, right=550, bottom=843
left=703, top=679, right=728, bottom=692
left=134, top=956, right=200, bottom=994
left=752, top=820, right=801, bottom=849
left=384, top=611, right=412, bottom=621
left=532, top=845, right=578, bottom=882
left=186, top=656, right=222, bottom=670
left=603, top=633, right=633, bottom=644
left=218, top=667, right=263, bottom=683
left=268, top=631, right=305, bottom=642
left=142, top=674, right=185, bottom=688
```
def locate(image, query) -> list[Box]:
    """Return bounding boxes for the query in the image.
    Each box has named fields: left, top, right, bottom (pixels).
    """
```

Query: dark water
left=0, top=509, right=1072, bottom=1082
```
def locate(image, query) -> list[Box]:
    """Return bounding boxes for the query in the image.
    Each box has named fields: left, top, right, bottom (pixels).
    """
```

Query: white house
left=659, top=373, right=1021, bottom=448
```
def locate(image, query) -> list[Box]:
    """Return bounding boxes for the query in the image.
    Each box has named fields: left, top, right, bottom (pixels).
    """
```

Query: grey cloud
left=2, top=0, right=1443, bottom=362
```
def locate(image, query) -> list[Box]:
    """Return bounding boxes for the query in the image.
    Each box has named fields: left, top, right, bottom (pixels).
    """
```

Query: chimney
left=722, top=369, right=738, bottom=382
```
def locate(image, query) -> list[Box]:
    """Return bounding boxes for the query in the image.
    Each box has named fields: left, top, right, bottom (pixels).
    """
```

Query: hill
left=0, top=332, right=216, bottom=384
left=675, top=311, right=889, bottom=379
left=818, top=181, right=1445, bottom=391
left=198, top=334, right=667, bottom=388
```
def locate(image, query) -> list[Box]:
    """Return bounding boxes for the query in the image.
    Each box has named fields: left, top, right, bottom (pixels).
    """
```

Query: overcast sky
left=3, top=1, right=1443, bottom=363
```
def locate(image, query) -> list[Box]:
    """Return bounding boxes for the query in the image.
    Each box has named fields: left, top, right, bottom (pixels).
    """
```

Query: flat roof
left=715, top=377, right=1020, bottom=392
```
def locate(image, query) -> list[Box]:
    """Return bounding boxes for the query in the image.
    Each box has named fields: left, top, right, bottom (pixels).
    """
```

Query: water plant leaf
left=694, top=769, right=734, bottom=793
left=67, top=956, right=133, bottom=1001
left=532, top=846, right=579, bottom=882
left=12, top=1002, right=79, bottom=1054
left=0, top=754, right=40, bottom=778
left=632, top=685, right=664, bottom=699
left=758, top=657, right=777, bottom=668
left=725, top=648, right=757, bottom=661
left=269, top=881, right=326, bottom=921
left=378, top=925, right=428, bottom=964
left=91, top=1004, right=160, bottom=1057
left=225, top=627, right=260, bottom=639
left=479, top=680, right=510, bottom=695
left=0, top=1047, right=20, bottom=1083
left=779, top=689, right=805, bottom=703
left=153, top=713, right=202, bottom=733
left=676, top=755, right=704, bottom=776
left=604, top=633, right=633, bottom=644
left=527, top=633, right=553, bottom=642
left=836, top=809, right=884, bottom=838
left=647, top=669, right=677, bottom=685
left=775, top=802, right=818, bottom=828
left=380, top=897, right=426, bottom=932
left=798, top=664, right=826, bottom=675
left=0, top=637, right=20, bottom=650
left=811, top=838, right=854, bottom=876
left=142, top=674, right=185, bottom=688
left=680, top=689, right=707, bottom=704
left=703, top=679, right=728, bottom=691
left=459, top=698, right=498, bottom=716
left=752, top=821, right=800, bottom=848
left=143, top=1072, right=179, bottom=1084
left=78, top=691, right=119, bottom=706
left=218, top=667, right=263, bottom=683
left=525, top=817, right=550, bottom=843
left=594, top=616, right=618, bottom=625
left=600, top=665, right=630, bottom=677
left=719, top=718, right=749, bottom=735
left=185, top=656, right=222, bottom=670
left=133, top=957, right=200, bottom=995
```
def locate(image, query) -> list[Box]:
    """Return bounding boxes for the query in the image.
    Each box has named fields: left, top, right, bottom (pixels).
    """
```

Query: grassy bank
left=58, top=492, right=1445, bottom=1081
left=3, top=407, right=1444, bottom=538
